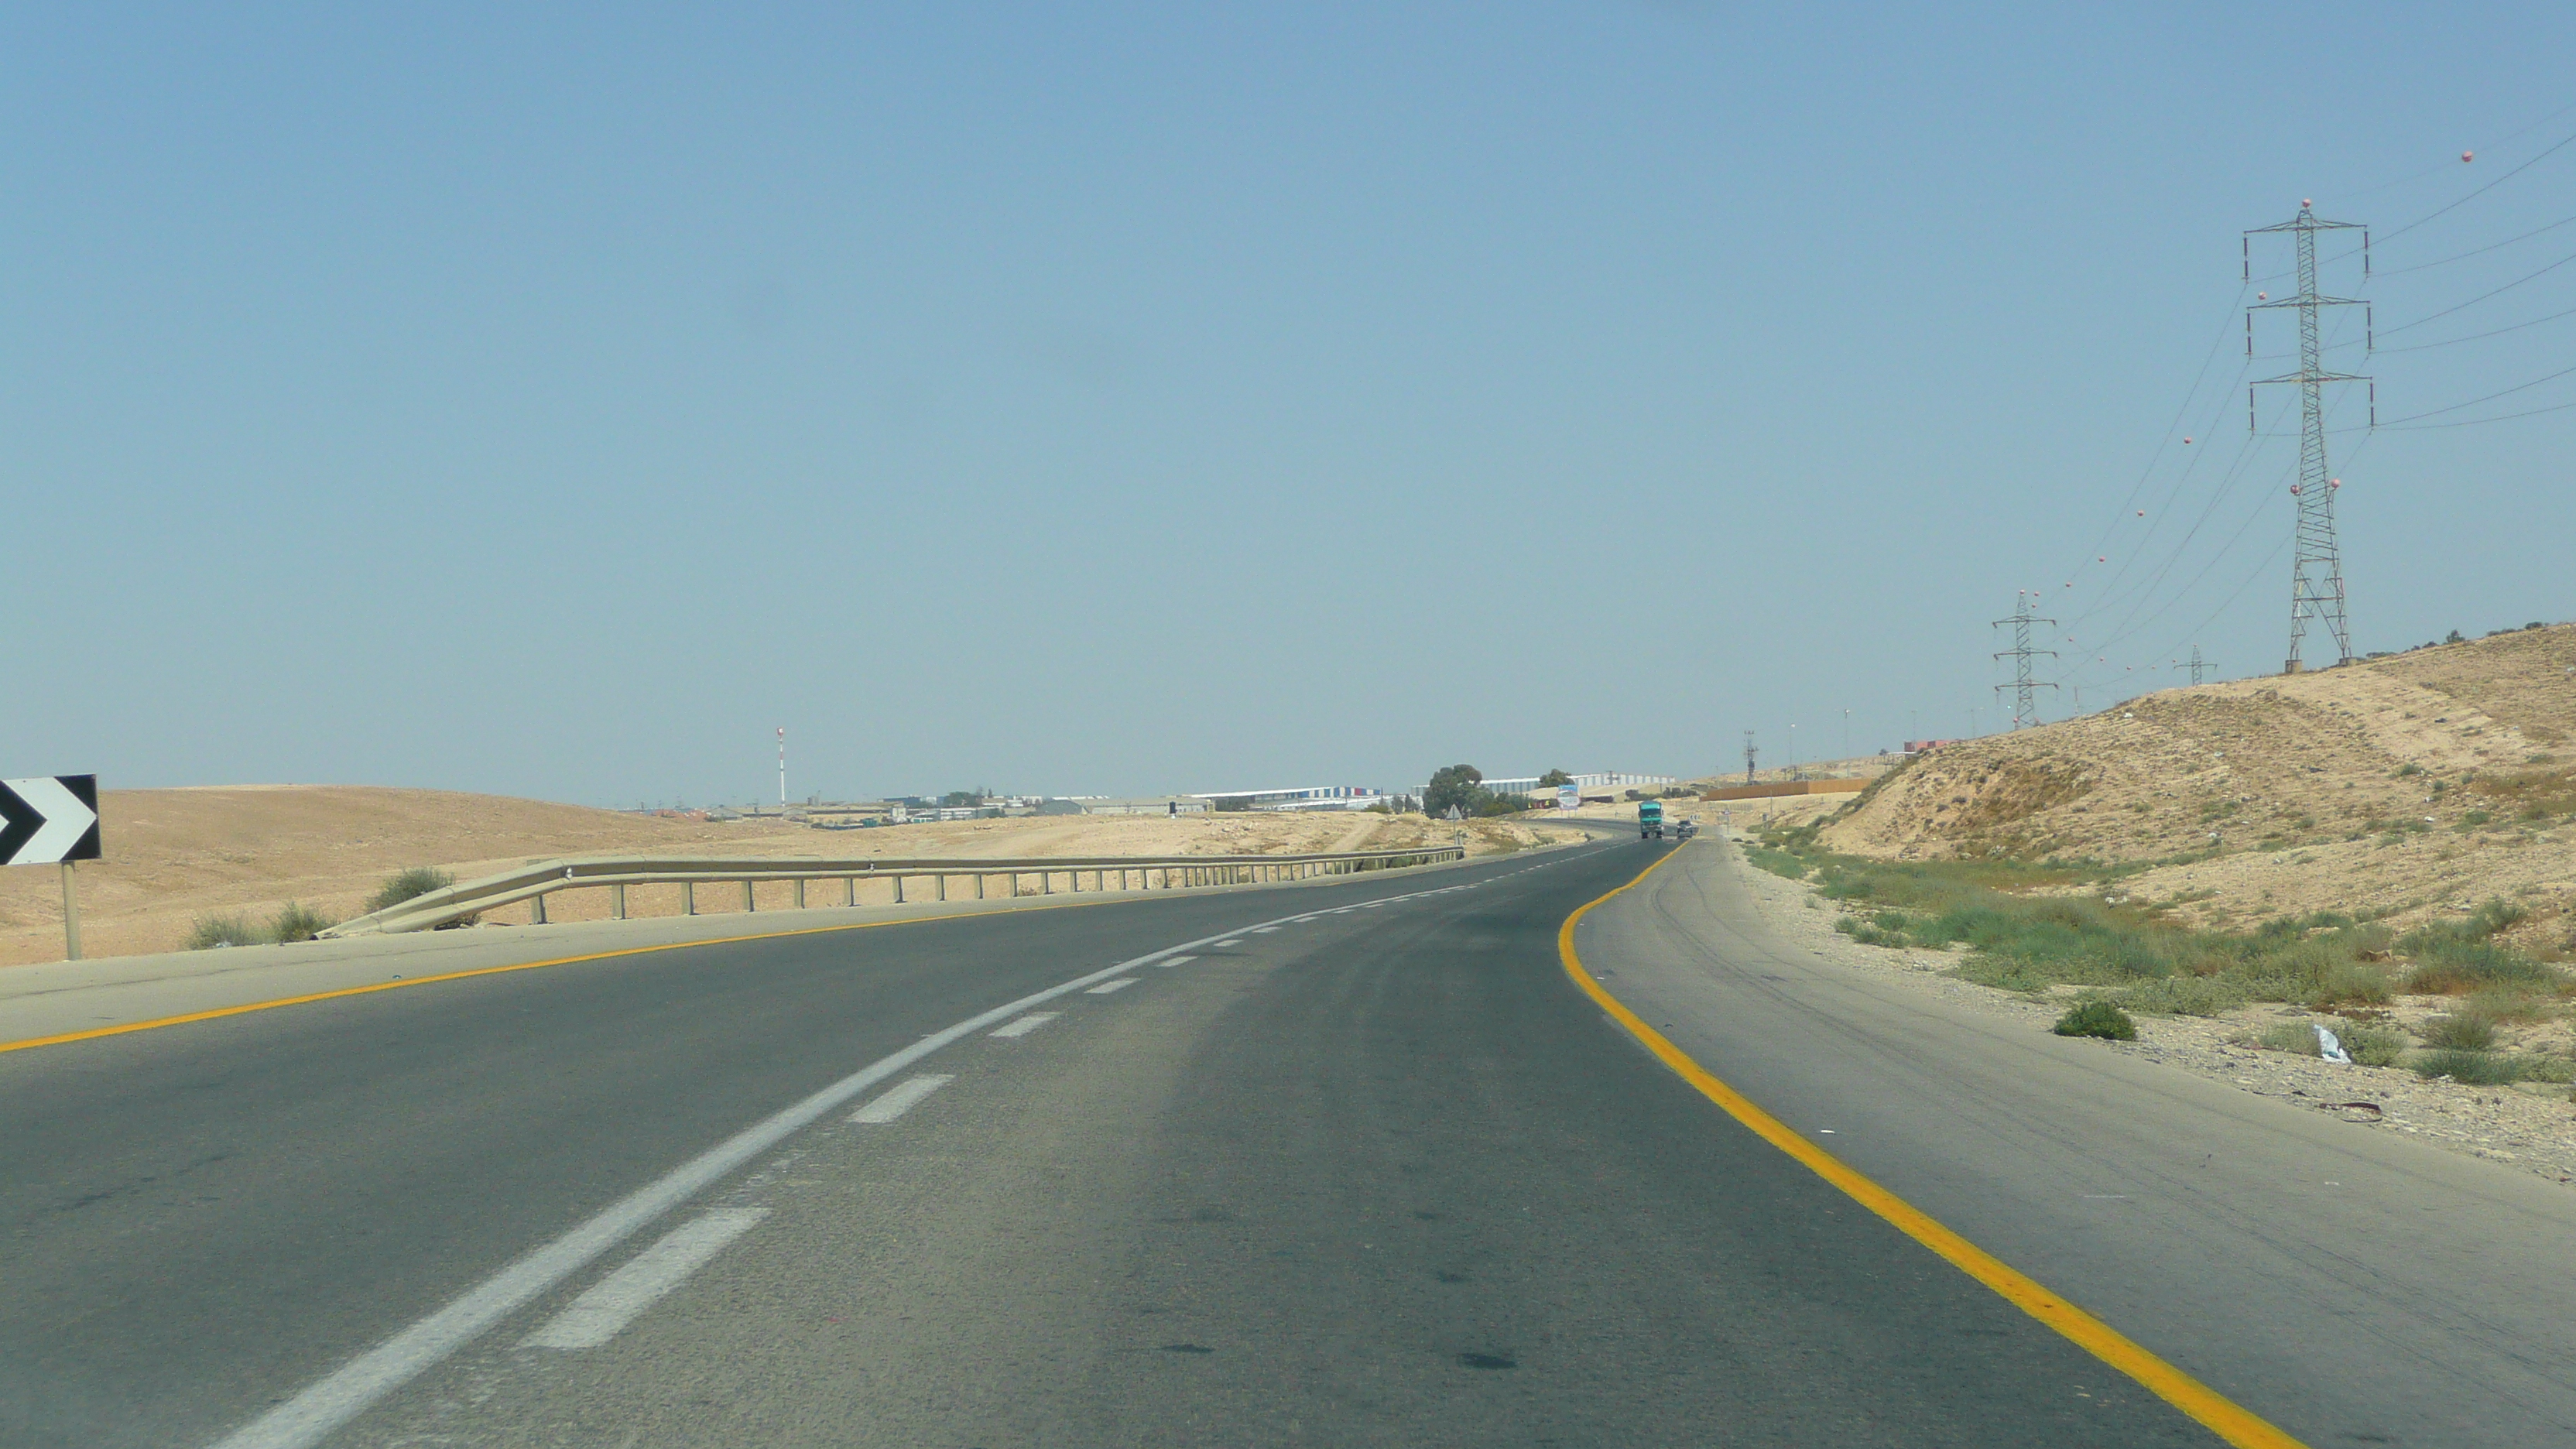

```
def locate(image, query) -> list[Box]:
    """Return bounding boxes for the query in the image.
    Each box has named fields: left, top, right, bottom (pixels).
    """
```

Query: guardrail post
left=895, top=875, right=906, bottom=903
left=975, top=873, right=985, bottom=899
left=794, top=879, right=807, bottom=909
left=683, top=881, right=696, bottom=915
left=533, top=892, right=548, bottom=925
left=937, top=875, right=947, bottom=902
left=744, top=880, right=755, bottom=913
left=1043, top=870, right=1053, bottom=895
left=843, top=877, right=855, bottom=906
left=612, top=883, right=627, bottom=920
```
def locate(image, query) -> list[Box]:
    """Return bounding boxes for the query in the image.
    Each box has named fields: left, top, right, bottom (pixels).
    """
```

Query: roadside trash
left=2328, top=1101, right=2383, bottom=1122
left=2313, top=1023, right=2352, bottom=1064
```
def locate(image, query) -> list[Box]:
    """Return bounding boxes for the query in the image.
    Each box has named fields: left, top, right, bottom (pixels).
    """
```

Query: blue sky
left=6, top=4, right=2572, bottom=805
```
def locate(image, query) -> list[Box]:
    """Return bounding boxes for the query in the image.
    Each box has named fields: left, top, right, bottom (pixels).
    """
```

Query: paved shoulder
left=1577, top=838, right=2576, bottom=1448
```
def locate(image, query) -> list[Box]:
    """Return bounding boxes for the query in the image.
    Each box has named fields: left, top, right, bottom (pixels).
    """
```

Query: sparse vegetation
left=186, top=913, right=263, bottom=950
left=269, top=901, right=334, bottom=944
left=2418, top=1011, right=2496, bottom=1051
left=1743, top=844, right=1808, bottom=880
left=2054, top=1001, right=2136, bottom=1040
left=1758, top=828, right=2572, bottom=1010
left=366, top=866, right=455, bottom=913
left=2396, top=902, right=2563, bottom=993
left=2402, top=1047, right=2567, bottom=1085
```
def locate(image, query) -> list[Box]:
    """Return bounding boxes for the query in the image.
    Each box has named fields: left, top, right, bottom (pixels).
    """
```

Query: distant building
left=1190, top=786, right=1389, bottom=812
left=1474, top=771, right=1673, bottom=799
left=1039, top=796, right=1211, bottom=816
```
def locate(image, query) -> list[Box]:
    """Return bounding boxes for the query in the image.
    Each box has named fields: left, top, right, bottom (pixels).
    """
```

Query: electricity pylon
left=1992, top=591, right=2058, bottom=728
left=1742, top=731, right=1759, bottom=784
left=2187, top=644, right=2205, bottom=686
left=2247, top=202, right=2370, bottom=673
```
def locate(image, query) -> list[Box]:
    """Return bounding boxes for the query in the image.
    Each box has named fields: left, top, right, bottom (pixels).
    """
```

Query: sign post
left=3, top=775, right=103, bottom=961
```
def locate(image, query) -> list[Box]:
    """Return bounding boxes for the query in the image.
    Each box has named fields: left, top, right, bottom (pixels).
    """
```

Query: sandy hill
left=1820, top=624, right=2576, bottom=940
left=0, top=786, right=1543, bottom=968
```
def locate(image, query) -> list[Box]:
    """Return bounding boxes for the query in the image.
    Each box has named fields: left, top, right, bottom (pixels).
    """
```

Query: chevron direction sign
left=2, top=776, right=102, bottom=866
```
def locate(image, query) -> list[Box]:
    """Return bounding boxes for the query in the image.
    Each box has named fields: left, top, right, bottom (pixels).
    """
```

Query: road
left=4, top=838, right=2571, bottom=1446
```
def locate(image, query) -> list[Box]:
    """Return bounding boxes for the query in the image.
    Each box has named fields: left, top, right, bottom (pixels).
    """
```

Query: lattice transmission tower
left=2187, top=644, right=2204, bottom=686
left=2246, top=202, right=2372, bottom=673
left=1992, top=591, right=2058, bottom=728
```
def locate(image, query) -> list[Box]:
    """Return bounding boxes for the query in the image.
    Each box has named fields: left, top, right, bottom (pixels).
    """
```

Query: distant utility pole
left=2247, top=201, right=2369, bottom=673
left=1992, top=591, right=2059, bottom=728
left=777, top=727, right=787, bottom=807
left=2187, top=644, right=2205, bottom=686
left=1841, top=708, right=1852, bottom=762
left=1742, top=731, right=1759, bottom=784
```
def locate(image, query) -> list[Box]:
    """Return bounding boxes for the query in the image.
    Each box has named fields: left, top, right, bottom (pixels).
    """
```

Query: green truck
left=1638, top=799, right=1664, bottom=840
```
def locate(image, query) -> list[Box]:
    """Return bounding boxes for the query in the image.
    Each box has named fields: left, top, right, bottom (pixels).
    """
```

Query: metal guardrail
left=318, top=846, right=1470, bottom=937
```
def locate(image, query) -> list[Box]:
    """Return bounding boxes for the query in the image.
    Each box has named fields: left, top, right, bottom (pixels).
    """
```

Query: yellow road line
left=1558, top=844, right=2309, bottom=1449
left=0, top=901, right=1110, bottom=1058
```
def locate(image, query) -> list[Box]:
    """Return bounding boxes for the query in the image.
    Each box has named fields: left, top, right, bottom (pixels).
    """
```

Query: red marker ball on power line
left=2463, top=151, right=2475, bottom=163
left=2183, top=437, right=2192, bottom=444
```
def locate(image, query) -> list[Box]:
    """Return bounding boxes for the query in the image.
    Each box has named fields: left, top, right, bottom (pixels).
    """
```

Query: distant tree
left=1537, top=769, right=1574, bottom=789
left=1478, top=793, right=1530, bottom=817
left=1423, top=764, right=1486, bottom=820
left=2444, top=629, right=2465, bottom=645
left=940, top=788, right=985, bottom=807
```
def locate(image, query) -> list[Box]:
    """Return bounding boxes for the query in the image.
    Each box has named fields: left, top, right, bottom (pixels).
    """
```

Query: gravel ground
left=1725, top=838, right=2576, bottom=1190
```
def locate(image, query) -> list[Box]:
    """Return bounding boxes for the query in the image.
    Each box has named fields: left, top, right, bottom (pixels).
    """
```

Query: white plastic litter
left=2314, top=1023, right=2352, bottom=1064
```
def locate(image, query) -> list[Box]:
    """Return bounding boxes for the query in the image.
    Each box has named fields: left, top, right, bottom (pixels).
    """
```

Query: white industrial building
left=1187, top=785, right=1389, bottom=812
left=1474, top=771, right=1675, bottom=798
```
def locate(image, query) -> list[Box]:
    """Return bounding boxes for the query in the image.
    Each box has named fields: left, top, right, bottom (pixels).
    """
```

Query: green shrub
left=2054, top=1001, right=2137, bottom=1040
left=186, top=913, right=265, bottom=950
left=367, top=866, right=455, bottom=914
left=2406, top=1048, right=2530, bottom=1085
left=2419, top=1012, right=2496, bottom=1050
left=2105, top=975, right=2246, bottom=1016
left=2398, top=901, right=2564, bottom=993
left=2259, top=1021, right=2323, bottom=1055
left=2520, top=1054, right=2576, bottom=1084
left=269, top=901, right=334, bottom=944
left=2340, top=1024, right=2412, bottom=1067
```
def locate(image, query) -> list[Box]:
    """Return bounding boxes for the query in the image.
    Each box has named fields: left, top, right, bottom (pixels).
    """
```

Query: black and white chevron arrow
left=2, top=776, right=101, bottom=865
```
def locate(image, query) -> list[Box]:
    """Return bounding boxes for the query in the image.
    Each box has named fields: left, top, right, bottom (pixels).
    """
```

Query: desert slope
left=1821, top=625, right=2576, bottom=939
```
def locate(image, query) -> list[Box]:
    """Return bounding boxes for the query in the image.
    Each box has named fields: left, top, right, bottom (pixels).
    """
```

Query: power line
left=2381, top=392, right=2576, bottom=431
left=2376, top=360, right=2576, bottom=426
left=2375, top=300, right=2576, bottom=353
left=2372, top=207, right=2576, bottom=276
left=2377, top=241, right=2576, bottom=336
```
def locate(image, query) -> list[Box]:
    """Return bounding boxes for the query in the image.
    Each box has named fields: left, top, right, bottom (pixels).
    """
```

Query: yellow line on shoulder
left=1557, top=844, right=2308, bottom=1449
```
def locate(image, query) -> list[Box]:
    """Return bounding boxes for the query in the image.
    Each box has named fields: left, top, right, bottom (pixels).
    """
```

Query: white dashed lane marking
left=1085, top=978, right=1138, bottom=995
left=848, top=1074, right=954, bottom=1124
left=988, top=1012, right=1060, bottom=1039
left=1155, top=955, right=1197, bottom=969
left=520, top=1209, right=769, bottom=1350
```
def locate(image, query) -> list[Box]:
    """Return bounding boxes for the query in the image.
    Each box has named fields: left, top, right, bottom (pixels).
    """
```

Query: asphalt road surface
left=5, top=838, right=2571, bottom=1447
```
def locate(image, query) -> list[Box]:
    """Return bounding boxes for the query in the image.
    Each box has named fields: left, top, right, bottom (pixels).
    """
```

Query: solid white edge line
left=519, top=1208, right=770, bottom=1349
left=848, top=1074, right=957, bottom=1124
left=204, top=849, right=1588, bottom=1449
